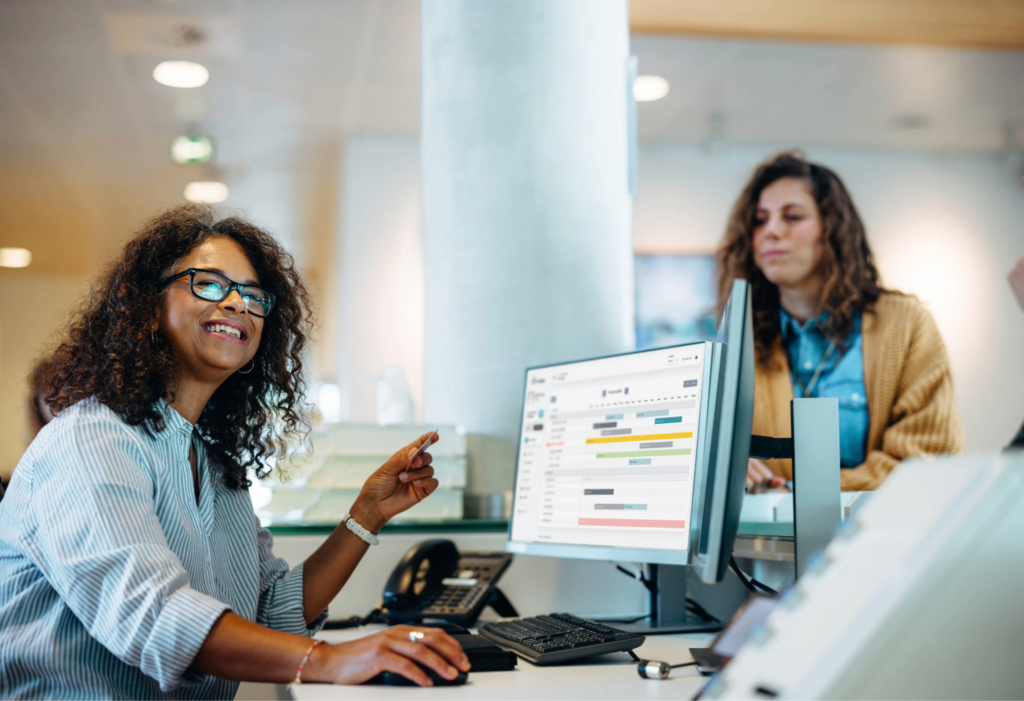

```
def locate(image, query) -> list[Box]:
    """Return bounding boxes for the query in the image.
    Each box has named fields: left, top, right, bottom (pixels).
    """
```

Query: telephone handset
left=382, top=539, right=516, bottom=626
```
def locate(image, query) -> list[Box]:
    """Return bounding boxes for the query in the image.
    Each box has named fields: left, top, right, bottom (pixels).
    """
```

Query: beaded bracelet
left=292, top=639, right=324, bottom=685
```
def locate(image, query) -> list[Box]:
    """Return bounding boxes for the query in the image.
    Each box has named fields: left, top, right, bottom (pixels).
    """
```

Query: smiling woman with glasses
left=0, top=204, right=468, bottom=698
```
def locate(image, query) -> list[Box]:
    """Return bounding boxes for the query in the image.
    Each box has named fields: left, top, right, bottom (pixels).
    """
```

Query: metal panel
left=791, top=397, right=841, bottom=578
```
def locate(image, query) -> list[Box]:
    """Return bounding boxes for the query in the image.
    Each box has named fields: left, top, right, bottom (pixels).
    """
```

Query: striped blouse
left=0, top=398, right=326, bottom=699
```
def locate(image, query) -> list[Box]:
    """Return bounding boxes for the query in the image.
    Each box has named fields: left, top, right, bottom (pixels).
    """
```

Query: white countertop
left=288, top=624, right=714, bottom=700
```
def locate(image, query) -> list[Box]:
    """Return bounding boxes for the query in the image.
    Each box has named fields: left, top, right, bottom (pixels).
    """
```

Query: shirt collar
left=779, top=308, right=830, bottom=342
left=156, top=398, right=196, bottom=438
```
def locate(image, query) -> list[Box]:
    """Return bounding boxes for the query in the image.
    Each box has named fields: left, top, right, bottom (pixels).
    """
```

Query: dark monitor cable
left=611, top=563, right=718, bottom=622
left=729, top=556, right=777, bottom=596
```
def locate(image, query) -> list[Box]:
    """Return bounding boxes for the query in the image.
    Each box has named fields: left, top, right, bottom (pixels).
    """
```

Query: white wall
left=634, top=144, right=1024, bottom=451
left=335, top=135, right=424, bottom=424
left=0, top=272, right=89, bottom=481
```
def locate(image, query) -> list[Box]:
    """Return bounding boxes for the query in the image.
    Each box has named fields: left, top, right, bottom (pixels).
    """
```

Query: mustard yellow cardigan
left=753, top=293, right=966, bottom=491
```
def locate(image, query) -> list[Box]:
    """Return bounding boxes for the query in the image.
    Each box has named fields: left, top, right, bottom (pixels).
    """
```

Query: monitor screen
left=507, top=342, right=712, bottom=565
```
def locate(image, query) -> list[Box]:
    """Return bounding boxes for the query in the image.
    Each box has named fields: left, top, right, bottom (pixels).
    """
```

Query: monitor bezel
left=505, top=340, right=717, bottom=567
left=695, top=279, right=754, bottom=584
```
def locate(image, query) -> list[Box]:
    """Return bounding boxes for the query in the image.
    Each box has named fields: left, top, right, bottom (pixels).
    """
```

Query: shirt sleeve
left=254, top=516, right=328, bottom=636
left=22, top=413, right=230, bottom=692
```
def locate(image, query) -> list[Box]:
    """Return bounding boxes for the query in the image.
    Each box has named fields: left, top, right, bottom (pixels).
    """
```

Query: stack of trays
left=259, top=424, right=466, bottom=525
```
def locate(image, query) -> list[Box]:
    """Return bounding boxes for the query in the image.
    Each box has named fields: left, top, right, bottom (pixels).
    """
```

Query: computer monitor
left=504, top=280, right=755, bottom=630
left=506, top=341, right=717, bottom=567
left=692, top=278, right=756, bottom=584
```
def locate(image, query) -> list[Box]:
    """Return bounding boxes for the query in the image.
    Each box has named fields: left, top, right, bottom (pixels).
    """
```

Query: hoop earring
left=238, top=359, right=255, bottom=375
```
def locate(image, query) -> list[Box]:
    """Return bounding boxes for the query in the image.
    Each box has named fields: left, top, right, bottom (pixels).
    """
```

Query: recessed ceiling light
left=153, top=60, right=209, bottom=88
left=634, top=75, right=670, bottom=102
left=0, top=248, right=32, bottom=268
left=184, top=181, right=228, bottom=203
left=171, top=135, right=214, bottom=164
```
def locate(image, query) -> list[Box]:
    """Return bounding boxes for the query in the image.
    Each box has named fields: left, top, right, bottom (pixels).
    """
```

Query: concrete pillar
left=421, top=0, right=634, bottom=495
left=336, top=136, right=424, bottom=424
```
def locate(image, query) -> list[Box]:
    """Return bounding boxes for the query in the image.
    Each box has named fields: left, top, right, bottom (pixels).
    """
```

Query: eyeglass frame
left=159, top=268, right=276, bottom=318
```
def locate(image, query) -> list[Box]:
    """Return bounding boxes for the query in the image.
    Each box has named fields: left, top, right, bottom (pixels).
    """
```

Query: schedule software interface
left=510, top=345, right=705, bottom=553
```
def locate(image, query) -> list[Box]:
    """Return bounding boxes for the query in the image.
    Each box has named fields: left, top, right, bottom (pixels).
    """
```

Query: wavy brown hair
left=44, top=204, right=314, bottom=490
left=717, top=150, right=887, bottom=367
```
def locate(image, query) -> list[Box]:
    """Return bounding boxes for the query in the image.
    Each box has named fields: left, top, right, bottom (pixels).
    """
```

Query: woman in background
left=717, top=151, right=965, bottom=491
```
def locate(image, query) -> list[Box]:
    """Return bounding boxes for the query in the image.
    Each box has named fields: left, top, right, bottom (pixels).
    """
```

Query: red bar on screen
left=578, top=518, right=686, bottom=528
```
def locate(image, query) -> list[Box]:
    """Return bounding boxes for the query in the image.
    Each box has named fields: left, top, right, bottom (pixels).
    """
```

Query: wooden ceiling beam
left=630, top=0, right=1024, bottom=50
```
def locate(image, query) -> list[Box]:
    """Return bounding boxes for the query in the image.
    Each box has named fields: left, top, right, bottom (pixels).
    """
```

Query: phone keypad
left=423, top=583, right=487, bottom=613
left=416, top=553, right=512, bottom=619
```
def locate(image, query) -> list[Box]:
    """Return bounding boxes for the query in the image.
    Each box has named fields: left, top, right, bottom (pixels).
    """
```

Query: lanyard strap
left=793, top=340, right=836, bottom=398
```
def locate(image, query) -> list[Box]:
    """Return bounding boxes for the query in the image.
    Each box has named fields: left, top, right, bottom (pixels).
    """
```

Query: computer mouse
left=369, top=662, right=469, bottom=687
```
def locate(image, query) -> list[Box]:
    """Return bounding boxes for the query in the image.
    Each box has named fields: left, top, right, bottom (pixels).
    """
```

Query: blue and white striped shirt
left=0, top=398, right=326, bottom=699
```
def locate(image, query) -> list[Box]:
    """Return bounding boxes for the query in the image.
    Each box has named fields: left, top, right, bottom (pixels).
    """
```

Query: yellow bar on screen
left=585, top=432, right=693, bottom=445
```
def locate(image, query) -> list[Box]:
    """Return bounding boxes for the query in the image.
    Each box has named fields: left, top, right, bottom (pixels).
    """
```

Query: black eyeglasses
left=160, top=268, right=276, bottom=318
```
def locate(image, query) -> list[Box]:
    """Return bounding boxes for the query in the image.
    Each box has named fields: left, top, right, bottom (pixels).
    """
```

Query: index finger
left=420, top=629, right=470, bottom=671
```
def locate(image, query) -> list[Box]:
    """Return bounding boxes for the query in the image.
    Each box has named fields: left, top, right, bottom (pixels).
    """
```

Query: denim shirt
left=780, top=309, right=869, bottom=468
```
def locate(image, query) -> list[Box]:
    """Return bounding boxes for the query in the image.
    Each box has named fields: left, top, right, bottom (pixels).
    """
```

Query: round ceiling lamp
left=184, top=181, right=229, bottom=204
left=153, top=60, right=209, bottom=88
left=0, top=248, right=32, bottom=268
left=633, top=75, right=670, bottom=102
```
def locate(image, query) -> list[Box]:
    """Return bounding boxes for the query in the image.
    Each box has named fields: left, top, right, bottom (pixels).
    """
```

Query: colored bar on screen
left=628, top=458, right=652, bottom=465
left=597, top=449, right=691, bottom=458
left=578, top=518, right=686, bottom=528
left=624, top=504, right=647, bottom=510
left=654, top=416, right=682, bottom=424
left=605, top=414, right=624, bottom=420
left=586, top=431, right=692, bottom=445
left=635, top=410, right=670, bottom=418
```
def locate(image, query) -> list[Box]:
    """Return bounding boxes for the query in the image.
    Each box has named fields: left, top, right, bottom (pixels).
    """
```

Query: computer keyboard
left=478, top=613, right=645, bottom=665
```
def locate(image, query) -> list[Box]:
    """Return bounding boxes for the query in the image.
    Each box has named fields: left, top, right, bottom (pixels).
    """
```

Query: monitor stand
left=595, top=564, right=722, bottom=635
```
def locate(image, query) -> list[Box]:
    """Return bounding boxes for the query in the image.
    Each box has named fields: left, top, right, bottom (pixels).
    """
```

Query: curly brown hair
left=44, top=204, right=315, bottom=490
left=716, top=150, right=888, bottom=367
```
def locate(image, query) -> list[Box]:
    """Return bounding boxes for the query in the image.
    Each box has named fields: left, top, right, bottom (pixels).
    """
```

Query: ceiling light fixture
left=171, top=135, right=214, bottom=164
left=153, top=60, right=209, bottom=88
left=184, top=181, right=229, bottom=203
left=0, top=248, right=32, bottom=268
left=634, top=75, right=670, bottom=102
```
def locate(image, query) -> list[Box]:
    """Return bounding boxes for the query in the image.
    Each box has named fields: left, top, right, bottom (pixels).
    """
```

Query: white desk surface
left=289, top=625, right=713, bottom=700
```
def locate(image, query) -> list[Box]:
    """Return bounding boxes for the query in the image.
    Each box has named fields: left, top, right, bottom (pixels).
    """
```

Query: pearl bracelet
left=343, top=512, right=380, bottom=546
